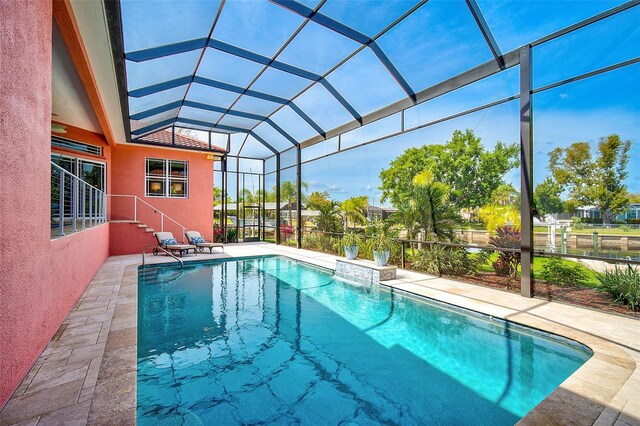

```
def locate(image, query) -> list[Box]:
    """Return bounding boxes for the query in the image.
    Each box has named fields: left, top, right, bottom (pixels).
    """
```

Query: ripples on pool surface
left=137, top=256, right=591, bottom=425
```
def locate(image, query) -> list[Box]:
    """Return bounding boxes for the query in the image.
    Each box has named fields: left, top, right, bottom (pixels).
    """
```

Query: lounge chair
left=185, top=230, right=224, bottom=254
left=154, top=232, right=196, bottom=257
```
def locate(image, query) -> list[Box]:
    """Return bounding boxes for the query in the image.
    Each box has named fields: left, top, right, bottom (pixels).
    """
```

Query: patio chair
left=154, top=232, right=196, bottom=257
left=185, top=230, right=225, bottom=254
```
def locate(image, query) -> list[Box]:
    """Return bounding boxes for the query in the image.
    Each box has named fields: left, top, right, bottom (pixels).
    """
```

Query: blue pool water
left=137, top=256, right=591, bottom=425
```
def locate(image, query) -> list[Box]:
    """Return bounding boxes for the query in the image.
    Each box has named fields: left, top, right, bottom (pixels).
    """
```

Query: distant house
left=575, top=203, right=640, bottom=221
left=366, top=205, right=398, bottom=221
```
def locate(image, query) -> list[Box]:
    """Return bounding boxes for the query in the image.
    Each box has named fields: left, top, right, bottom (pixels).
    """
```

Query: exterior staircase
left=107, top=195, right=188, bottom=255
left=109, top=220, right=155, bottom=233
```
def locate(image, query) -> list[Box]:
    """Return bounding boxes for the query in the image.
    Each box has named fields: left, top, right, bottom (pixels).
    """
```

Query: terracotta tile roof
left=139, top=130, right=226, bottom=153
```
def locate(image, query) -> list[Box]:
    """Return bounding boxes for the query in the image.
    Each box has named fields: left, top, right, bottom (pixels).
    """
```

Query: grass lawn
left=472, top=252, right=601, bottom=288
left=533, top=226, right=640, bottom=236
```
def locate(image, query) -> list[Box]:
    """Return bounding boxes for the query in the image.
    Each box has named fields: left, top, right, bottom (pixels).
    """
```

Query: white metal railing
left=51, top=161, right=107, bottom=237
left=108, top=194, right=187, bottom=239
left=141, top=245, right=183, bottom=268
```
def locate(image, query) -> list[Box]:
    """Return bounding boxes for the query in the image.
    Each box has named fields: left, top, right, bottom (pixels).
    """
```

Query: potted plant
left=370, top=222, right=395, bottom=266
left=341, top=231, right=361, bottom=260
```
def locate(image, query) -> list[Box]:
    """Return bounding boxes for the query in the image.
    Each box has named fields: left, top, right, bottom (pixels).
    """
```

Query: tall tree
left=264, top=188, right=277, bottom=202
left=239, top=188, right=256, bottom=205
left=533, top=177, right=564, bottom=220
left=379, top=129, right=519, bottom=209
left=278, top=181, right=309, bottom=226
left=490, top=184, right=520, bottom=206
left=548, top=142, right=593, bottom=205
left=307, top=191, right=331, bottom=208
left=549, top=135, right=631, bottom=224
left=279, top=181, right=297, bottom=226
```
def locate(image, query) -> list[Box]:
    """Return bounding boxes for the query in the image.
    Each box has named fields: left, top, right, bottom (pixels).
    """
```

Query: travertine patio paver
left=1, top=243, right=638, bottom=425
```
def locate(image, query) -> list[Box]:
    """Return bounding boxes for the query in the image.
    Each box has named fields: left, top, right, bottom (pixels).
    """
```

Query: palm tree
left=390, top=200, right=420, bottom=256
left=240, top=188, right=255, bottom=205
left=411, top=170, right=461, bottom=242
left=311, top=200, right=341, bottom=233
left=279, top=181, right=308, bottom=226
left=340, top=196, right=368, bottom=229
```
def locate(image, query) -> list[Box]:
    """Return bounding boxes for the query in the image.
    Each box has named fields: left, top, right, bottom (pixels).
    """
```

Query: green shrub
left=627, top=218, right=640, bottom=225
left=341, top=231, right=361, bottom=247
left=598, top=266, right=640, bottom=310
left=572, top=217, right=586, bottom=230
left=488, top=226, right=521, bottom=278
left=583, top=217, right=603, bottom=224
left=538, top=257, right=588, bottom=287
left=619, top=225, right=631, bottom=233
left=473, top=250, right=492, bottom=270
left=303, top=234, right=338, bottom=254
left=412, top=245, right=477, bottom=276
left=492, top=256, right=513, bottom=277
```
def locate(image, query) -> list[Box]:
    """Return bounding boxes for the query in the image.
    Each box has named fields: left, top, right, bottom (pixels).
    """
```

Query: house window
left=145, top=158, right=188, bottom=198
left=51, top=154, right=106, bottom=190
left=52, top=136, right=103, bottom=156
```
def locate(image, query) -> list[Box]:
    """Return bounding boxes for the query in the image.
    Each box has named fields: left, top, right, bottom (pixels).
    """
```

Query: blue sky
left=298, top=61, right=639, bottom=206
left=121, top=0, right=640, bottom=203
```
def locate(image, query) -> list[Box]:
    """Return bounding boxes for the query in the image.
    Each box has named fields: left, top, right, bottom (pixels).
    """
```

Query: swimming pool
left=137, top=255, right=591, bottom=425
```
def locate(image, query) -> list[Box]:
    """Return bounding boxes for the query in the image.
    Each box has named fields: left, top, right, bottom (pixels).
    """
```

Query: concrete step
left=129, top=221, right=140, bottom=224
left=137, top=224, right=148, bottom=228
left=145, top=228, right=154, bottom=233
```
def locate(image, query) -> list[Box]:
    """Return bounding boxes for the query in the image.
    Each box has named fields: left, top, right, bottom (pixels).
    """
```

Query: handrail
left=301, top=228, right=520, bottom=253
left=141, top=245, right=184, bottom=268
left=108, top=194, right=187, bottom=237
left=398, top=238, right=521, bottom=253
left=301, top=228, right=640, bottom=267
left=51, top=161, right=107, bottom=237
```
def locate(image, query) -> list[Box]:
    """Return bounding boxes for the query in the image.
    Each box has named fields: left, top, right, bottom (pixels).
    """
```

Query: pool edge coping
left=95, top=250, right=638, bottom=425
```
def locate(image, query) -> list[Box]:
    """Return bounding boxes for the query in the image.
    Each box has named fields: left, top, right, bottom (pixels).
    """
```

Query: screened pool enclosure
left=106, top=0, right=640, bottom=303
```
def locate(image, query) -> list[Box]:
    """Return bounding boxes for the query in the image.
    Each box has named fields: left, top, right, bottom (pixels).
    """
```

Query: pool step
left=137, top=224, right=148, bottom=228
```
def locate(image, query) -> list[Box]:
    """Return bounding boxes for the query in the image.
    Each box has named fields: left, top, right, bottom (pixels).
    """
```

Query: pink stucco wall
left=109, top=222, right=157, bottom=256
left=110, top=145, right=214, bottom=254
left=0, top=1, right=110, bottom=408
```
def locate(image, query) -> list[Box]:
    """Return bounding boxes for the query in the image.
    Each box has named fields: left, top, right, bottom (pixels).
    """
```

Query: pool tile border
left=2, top=244, right=638, bottom=425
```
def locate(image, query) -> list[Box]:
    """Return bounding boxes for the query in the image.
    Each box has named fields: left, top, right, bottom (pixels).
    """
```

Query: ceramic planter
left=373, top=249, right=390, bottom=266
left=344, top=245, right=358, bottom=260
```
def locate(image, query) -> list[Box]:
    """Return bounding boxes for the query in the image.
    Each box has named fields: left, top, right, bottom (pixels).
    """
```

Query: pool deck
left=1, top=242, right=638, bottom=425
